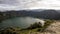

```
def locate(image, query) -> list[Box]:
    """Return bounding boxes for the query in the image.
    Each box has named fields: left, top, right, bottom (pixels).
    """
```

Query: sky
left=0, top=0, right=60, bottom=11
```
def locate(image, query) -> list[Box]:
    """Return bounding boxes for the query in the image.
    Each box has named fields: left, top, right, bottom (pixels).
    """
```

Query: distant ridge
left=0, top=9, right=60, bottom=21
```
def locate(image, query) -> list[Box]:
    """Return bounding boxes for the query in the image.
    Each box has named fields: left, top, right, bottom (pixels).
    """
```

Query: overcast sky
left=0, top=0, right=60, bottom=11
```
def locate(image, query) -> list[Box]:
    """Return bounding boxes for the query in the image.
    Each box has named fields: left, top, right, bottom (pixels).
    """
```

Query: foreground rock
left=45, top=21, right=60, bottom=34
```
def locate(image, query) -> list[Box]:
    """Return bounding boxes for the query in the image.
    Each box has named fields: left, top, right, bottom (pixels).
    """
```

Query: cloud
left=0, top=0, right=60, bottom=11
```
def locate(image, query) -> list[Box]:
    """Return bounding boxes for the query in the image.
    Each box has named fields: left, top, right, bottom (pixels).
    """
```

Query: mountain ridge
left=0, top=9, right=60, bottom=22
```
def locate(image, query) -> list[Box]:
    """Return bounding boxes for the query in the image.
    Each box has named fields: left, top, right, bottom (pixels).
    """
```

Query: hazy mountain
left=39, top=10, right=60, bottom=19
left=0, top=9, right=60, bottom=21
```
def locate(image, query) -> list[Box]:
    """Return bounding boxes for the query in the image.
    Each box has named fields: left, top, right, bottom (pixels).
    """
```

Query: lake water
left=0, top=17, right=45, bottom=29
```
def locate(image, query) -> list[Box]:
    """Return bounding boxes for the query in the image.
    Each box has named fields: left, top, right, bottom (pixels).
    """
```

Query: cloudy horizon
left=0, top=0, right=60, bottom=11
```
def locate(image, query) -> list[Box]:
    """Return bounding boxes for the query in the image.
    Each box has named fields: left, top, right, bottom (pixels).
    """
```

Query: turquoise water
left=0, top=17, right=44, bottom=29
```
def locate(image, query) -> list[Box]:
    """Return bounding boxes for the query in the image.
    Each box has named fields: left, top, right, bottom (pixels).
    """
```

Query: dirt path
left=30, top=21, right=60, bottom=34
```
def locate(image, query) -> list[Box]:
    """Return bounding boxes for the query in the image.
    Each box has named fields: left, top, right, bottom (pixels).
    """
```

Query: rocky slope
left=45, top=21, right=60, bottom=34
left=26, top=21, right=60, bottom=34
left=34, top=21, right=60, bottom=34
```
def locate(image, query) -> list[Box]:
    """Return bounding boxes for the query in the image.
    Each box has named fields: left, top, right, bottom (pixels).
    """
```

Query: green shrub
left=27, top=22, right=43, bottom=29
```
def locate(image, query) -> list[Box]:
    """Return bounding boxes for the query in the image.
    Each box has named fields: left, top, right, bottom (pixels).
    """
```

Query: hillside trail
left=29, top=21, right=60, bottom=34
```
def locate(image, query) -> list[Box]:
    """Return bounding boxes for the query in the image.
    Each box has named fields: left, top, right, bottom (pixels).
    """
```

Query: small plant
left=27, top=22, right=43, bottom=29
